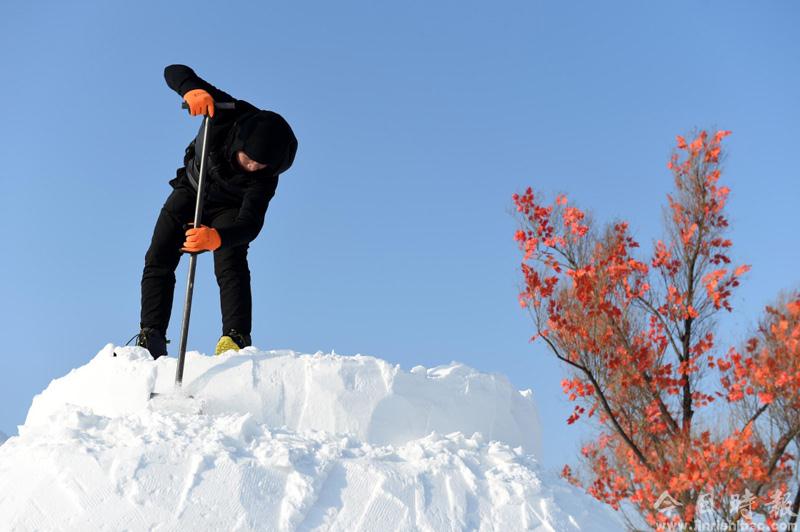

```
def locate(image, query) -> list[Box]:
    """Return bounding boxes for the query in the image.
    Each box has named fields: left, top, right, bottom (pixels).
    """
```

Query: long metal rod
left=174, top=114, right=211, bottom=388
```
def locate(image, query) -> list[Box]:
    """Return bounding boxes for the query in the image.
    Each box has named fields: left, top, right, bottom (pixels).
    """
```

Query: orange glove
left=181, top=225, right=222, bottom=253
left=183, top=89, right=215, bottom=117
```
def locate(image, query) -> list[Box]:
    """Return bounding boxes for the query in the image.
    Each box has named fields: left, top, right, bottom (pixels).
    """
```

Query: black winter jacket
left=164, top=64, right=298, bottom=248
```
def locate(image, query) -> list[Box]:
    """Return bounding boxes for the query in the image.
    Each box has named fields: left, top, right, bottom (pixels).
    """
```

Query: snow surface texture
left=0, top=344, right=623, bottom=531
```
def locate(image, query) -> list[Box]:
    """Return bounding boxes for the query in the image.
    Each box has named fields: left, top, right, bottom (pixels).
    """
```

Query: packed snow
left=0, top=344, right=623, bottom=531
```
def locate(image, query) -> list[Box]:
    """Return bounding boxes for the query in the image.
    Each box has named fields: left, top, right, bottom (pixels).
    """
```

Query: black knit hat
left=231, top=110, right=297, bottom=175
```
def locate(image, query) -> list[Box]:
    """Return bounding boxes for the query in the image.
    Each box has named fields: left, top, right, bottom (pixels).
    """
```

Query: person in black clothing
left=136, top=64, right=298, bottom=359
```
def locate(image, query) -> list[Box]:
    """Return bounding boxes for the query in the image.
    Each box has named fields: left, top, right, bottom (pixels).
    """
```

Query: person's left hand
left=181, top=225, right=222, bottom=253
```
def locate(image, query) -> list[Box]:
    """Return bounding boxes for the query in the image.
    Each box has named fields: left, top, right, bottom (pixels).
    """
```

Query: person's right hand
left=183, top=89, right=215, bottom=117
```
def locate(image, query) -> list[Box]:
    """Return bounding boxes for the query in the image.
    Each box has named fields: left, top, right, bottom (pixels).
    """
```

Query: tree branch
left=537, top=328, right=654, bottom=472
left=680, top=315, right=695, bottom=433
left=609, top=315, right=680, bottom=436
left=762, top=425, right=800, bottom=484
left=581, top=367, right=655, bottom=472
left=641, top=371, right=681, bottom=435
left=749, top=425, right=800, bottom=517
left=742, top=403, right=770, bottom=432
left=540, top=333, right=586, bottom=373
left=634, top=295, right=684, bottom=366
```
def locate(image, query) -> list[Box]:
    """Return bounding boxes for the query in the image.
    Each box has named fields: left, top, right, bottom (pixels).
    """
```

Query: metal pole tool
left=172, top=101, right=235, bottom=391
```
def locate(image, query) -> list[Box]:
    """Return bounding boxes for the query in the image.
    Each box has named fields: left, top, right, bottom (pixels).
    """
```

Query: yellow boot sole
left=215, top=336, right=241, bottom=356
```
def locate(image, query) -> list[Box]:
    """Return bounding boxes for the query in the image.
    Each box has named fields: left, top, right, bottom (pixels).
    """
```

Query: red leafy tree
left=513, top=130, right=800, bottom=530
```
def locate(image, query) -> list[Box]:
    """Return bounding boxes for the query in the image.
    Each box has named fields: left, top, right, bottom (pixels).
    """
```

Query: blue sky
left=1, top=1, right=798, bottom=473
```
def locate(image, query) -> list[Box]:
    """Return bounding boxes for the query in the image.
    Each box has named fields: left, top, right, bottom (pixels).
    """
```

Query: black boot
left=136, top=327, right=169, bottom=360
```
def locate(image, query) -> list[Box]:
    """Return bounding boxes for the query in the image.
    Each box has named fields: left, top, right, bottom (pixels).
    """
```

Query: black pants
left=140, top=186, right=252, bottom=337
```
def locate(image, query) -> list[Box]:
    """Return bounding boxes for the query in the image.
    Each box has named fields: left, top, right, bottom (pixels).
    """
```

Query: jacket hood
left=225, top=110, right=298, bottom=176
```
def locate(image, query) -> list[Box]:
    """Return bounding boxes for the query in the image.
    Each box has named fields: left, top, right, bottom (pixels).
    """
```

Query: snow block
left=0, top=343, right=623, bottom=531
